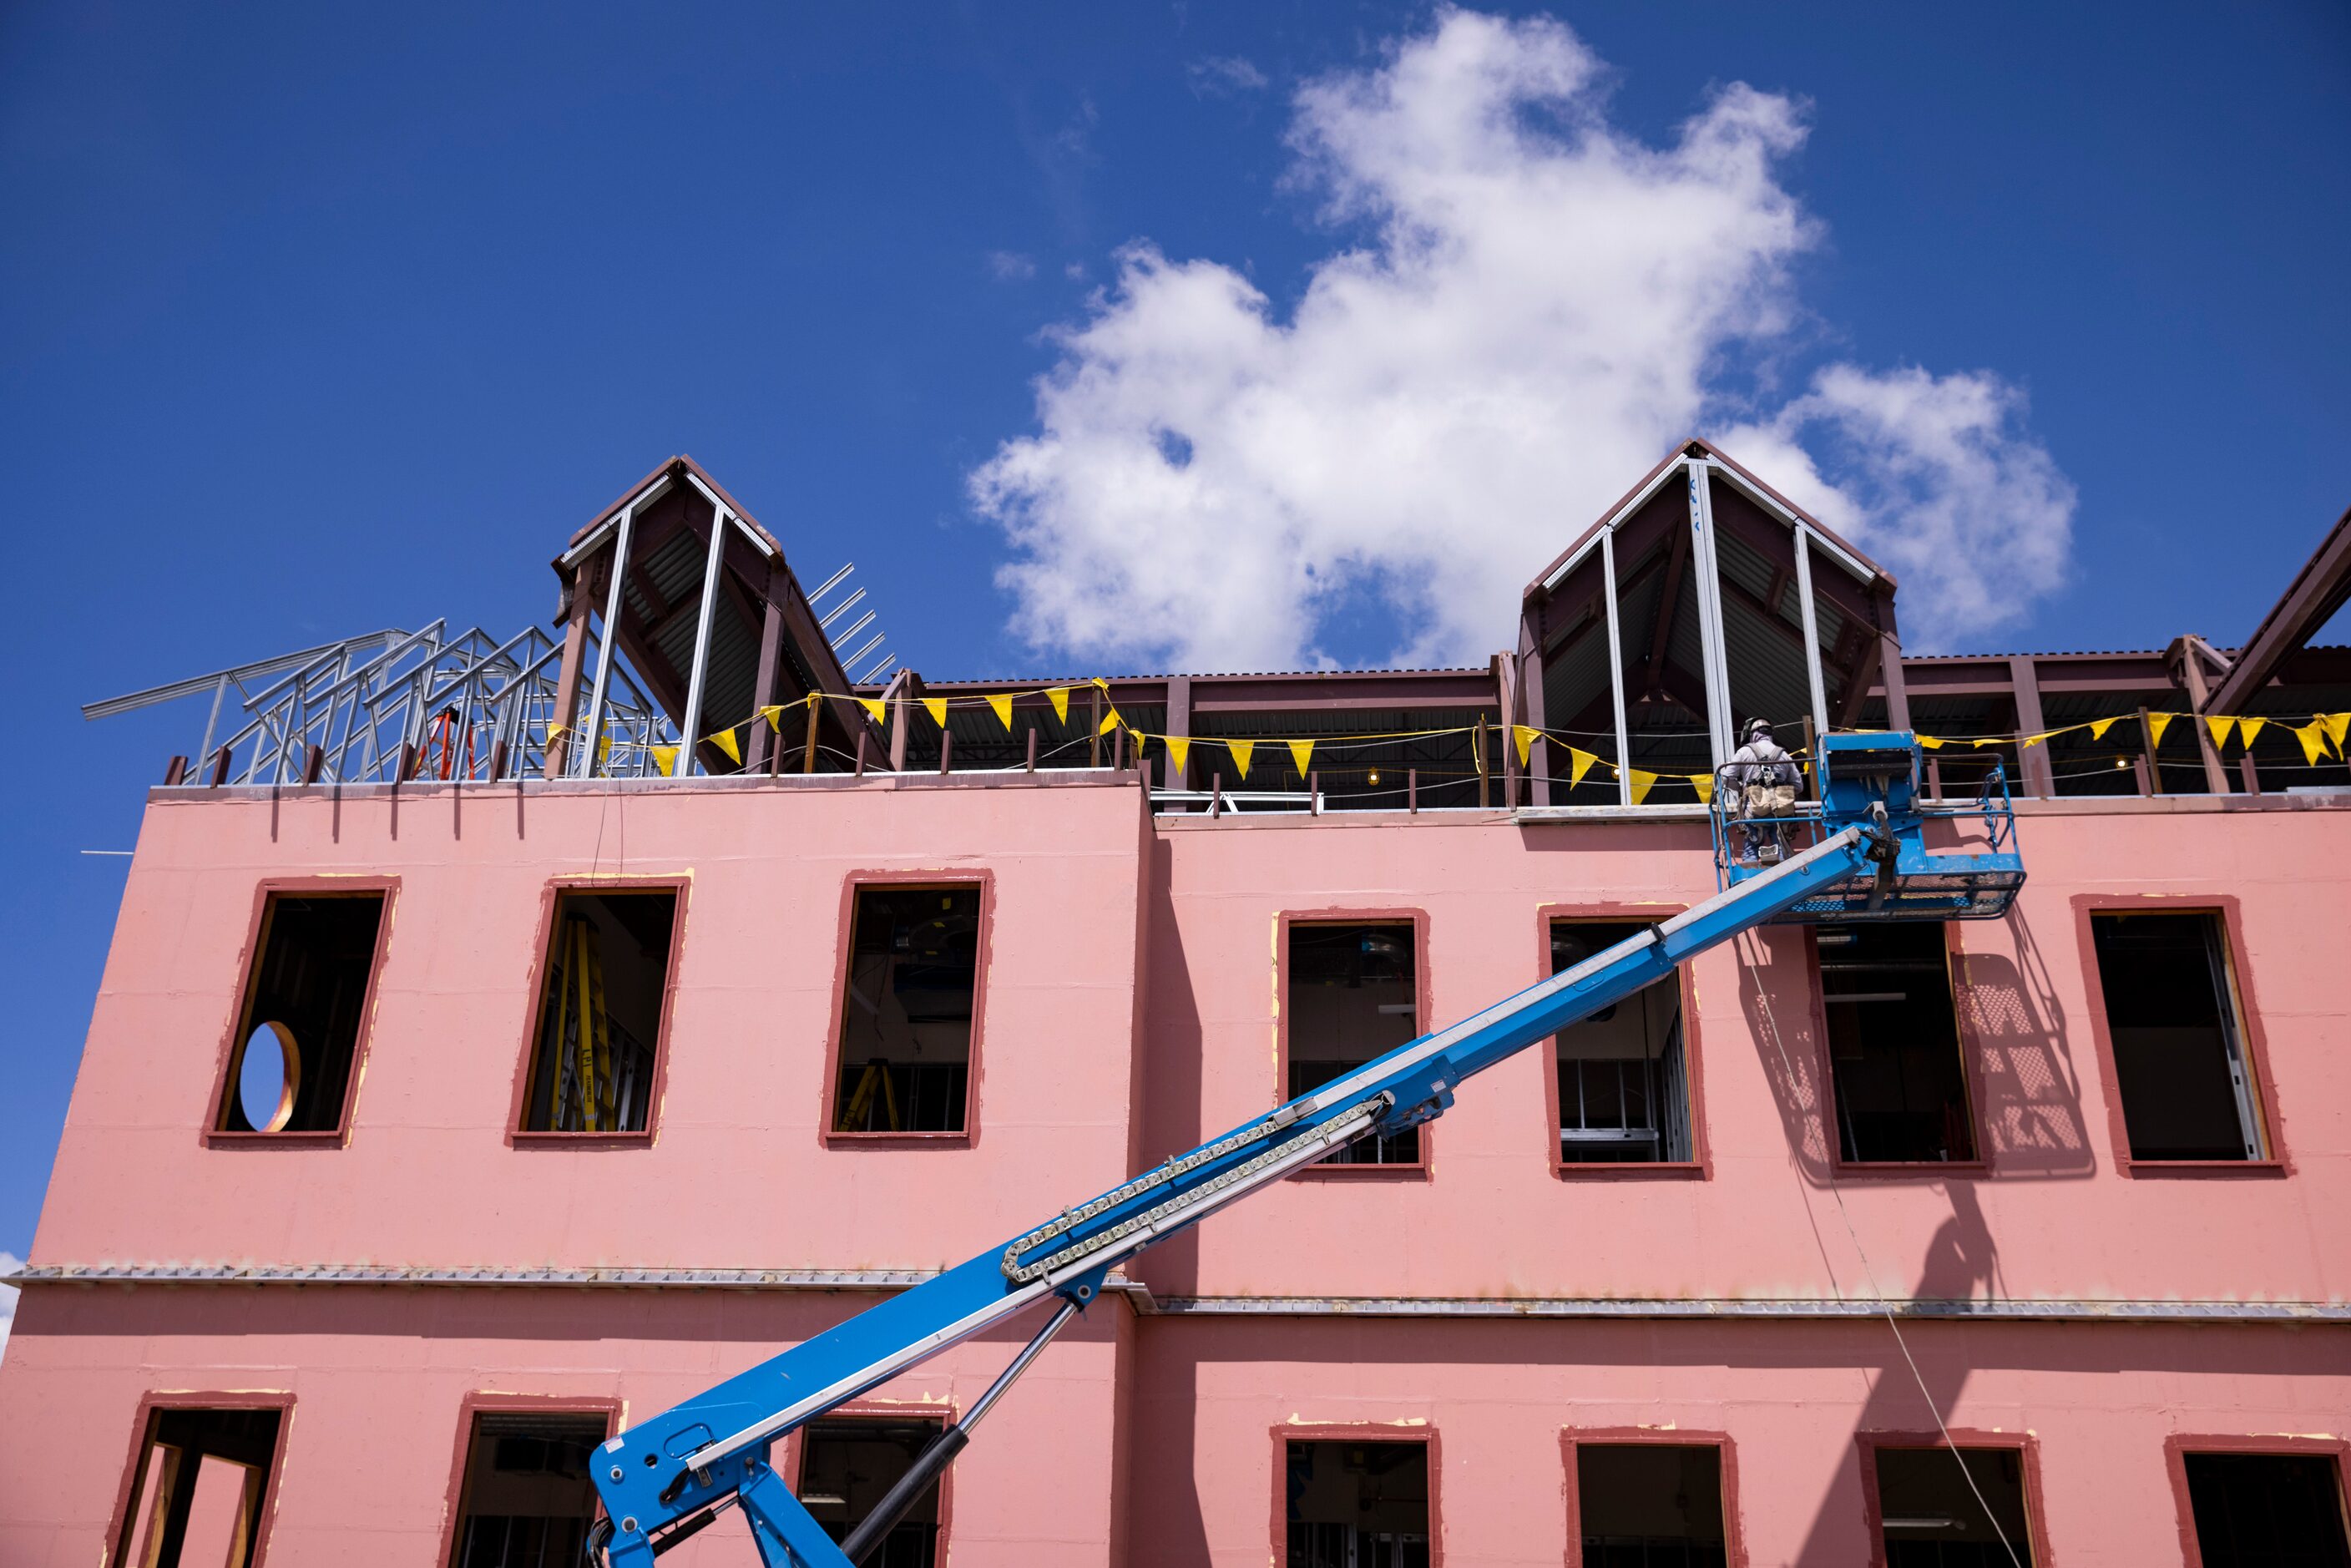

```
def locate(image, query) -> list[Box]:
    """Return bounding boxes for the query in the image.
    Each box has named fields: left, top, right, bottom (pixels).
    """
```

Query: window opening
left=218, top=893, right=384, bottom=1133
left=1818, top=923, right=1976, bottom=1163
left=2183, top=1452, right=2351, bottom=1568
left=1286, top=923, right=1420, bottom=1165
left=521, top=889, right=675, bottom=1134
left=2089, top=912, right=2266, bottom=1161
left=1575, top=1443, right=1727, bottom=1566
left=1873, top=1446, right=2035, bottom=1567
left=1552, top=922, right=1692, bottom=1164
left=1285, top=1439, right=1431, bottom=1568
left=114, top=1406, right=283, bottom=1568
left=797, top=1417, right=944, bottom=1568
left=832, top=886, right=980, bottom=1135
left=449, top=1409, right=609, bottom=1568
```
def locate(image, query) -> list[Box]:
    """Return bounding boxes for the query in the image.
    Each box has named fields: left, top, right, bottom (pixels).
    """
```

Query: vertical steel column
left=1600, top=528, right=1632, bottom=807
left=1793, top=524, right=1831, bottom=748
left=1687, top=462, right=1736, bottom=769
left=579, top=502, right=637, bottom=776
left=675, top=501, right=730, bottom=778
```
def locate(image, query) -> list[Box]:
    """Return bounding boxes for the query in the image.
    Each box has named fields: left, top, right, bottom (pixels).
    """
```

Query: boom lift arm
left=588, top=734, right=2020, bottom=1566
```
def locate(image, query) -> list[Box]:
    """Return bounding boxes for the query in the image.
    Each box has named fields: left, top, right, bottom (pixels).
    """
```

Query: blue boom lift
left=586, top=733, right=2024, bottom=1566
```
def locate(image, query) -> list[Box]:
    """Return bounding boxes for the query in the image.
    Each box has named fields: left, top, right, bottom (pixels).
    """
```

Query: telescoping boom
left=588, top=732, right=2025, bottom=1566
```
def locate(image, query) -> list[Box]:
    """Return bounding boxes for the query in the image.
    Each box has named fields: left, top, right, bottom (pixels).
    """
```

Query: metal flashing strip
left=9, top=1265, right=2338, bottom=1325
left=1145, top=1295, right=2351, bottom=1324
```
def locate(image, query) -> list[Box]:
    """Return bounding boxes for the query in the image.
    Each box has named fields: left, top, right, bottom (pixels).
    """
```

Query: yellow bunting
left=1099, top=707, right=1123, bottom=736
left=709, top=726, right=741, bottom=766
left=548, top=722, right=569, bottom=740
left=986, top=694, right=1014, bottom=731
left=1165, top=735, right=1191, bottom=774
left=922, top=697, right=947, bottom=727
left=2294, top=721, right=2328, bottom=766
left=757, top=705, right=784, bottom=728
left=1511, top=725, right=1534, bottom=767
left=650, top=744, right=679, bottom=776
left=2324, top=712, right=2350, bottom=750
left=2237, top=716, right=2267, bottom=749
left=2146, top=712, right=2173, bottom=750
left=1047, top=686, right=1070, bottom=724
left=1625, top=768, right=1656, bottom=806
left=1568, top=748, right=1596, bottom=787
left=1690, top=772, right=1714, bottom=805
left=858, top=697, right=887, bottom=727
left=2204, top=716, right=2235, bottom=752
left=1918, top=735, right=1944, bottom=749
left=1287, top=739, right=1314, bottom=776
left=2019, top=731, right=2057, bottom=748
left=1090, top=676, right=1110, bottom=690
left=2088, top=717, right=2117, bottom=741
left=1226, top=739, right=1255, bottom=780
left=597, top=736, right=611, bottom=767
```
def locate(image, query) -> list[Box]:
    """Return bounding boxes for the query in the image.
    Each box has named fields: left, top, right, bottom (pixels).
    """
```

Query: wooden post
left=2136, top=707, right=2164, bottom=796
left=855, top=731, right=868, bottom=776
left=1475, top=717, right=1489, bottom=808
left=1210, top=771, right=1222, bottom=817
left=1025, top=728, right=1038, bottom=773
left=205, top=746, right=231, bottom=787
left=938, top=728, right=952, bottom=775
left=1308, top=771, right=1319, bottom=815
left=1408, top=768, right=1418, bottom=814
left=802, top=701, right=821, bottom=774
left=163, top=755, right=189, bottom=786
left=1090, top=685, right=1103, bottom=768
left=543, top=567, right=596, bottom=778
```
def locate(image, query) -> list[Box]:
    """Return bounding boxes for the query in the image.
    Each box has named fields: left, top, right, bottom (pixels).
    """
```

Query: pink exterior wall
left=3, top=775, right=2348, bottom=1565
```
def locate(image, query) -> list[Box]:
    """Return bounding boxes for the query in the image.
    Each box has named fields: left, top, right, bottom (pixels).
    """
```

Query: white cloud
left=971, top=9, right=2072, bottom=668
left=0, top=1252, right=19, bottom=1364
left=987, top=250, right=1038, bottom=281
left=1188, top=55, right=1270, bottom=95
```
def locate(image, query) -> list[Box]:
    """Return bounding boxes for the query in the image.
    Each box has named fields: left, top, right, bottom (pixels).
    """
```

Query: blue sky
left=2, top=1, right=2346, bottom=1257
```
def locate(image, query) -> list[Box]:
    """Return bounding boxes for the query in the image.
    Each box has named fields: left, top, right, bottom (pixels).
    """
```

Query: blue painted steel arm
left=588, top=822, right=1884, bottom=1565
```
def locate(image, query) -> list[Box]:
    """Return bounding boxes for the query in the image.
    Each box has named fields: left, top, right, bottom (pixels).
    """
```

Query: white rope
left=1742, top=932, right=2025, bottom=1568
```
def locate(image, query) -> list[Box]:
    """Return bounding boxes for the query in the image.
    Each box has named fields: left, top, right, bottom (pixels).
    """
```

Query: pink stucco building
left=8, top=447, right=2350, bottom=1566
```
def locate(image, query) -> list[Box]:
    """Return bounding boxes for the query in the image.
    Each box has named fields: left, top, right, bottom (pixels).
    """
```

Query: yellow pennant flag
left=2204, top=716, right=2236, bottom=752
left=757, top=705, right=784, bottom=728
left=1047, top=686, right=1070, bottom=724
left=1099, top=706, right=1123, bottom=736
left=2088, top=716, right=2117, bottom=741
left=2294, top=721, right=2328, bottom=766
left=2146, top=712, right=2173, bottom=751
left=1165, top=735, right=1191, bottom=775
left=1971, top=737, right=2004, bottom=749
left=709, top=726, right=741, bottom=766
left=1625, top=768, right=1657, bottom=806
left=1226, top=739, right=1255, bottom=780
left=1287, top=739, right=1314, bottom=776
left=650, top=743, right=680, bottom=776
left=986, top=694, right=1014, bottom=731
left=2019, top=730, right=2057, bottom=748
left=1918, top=735, right=1944, bottom=749
left=2323, top=712, right=2350, bottom=750
left=548, top=722, right=570, bottom=741
left=1568, top=748, right=1596, bottom=787
left=1690, top=772, right=1714, bottom=805
left=859, top=697, right=887, bottom=727
left=1510, top=725, right=1534, bottom=767
left=922, top=697, right=947, bottom=727
left=597, top=736, right=611, bottom=767
left=2237, top=716, right=2267, bottom=749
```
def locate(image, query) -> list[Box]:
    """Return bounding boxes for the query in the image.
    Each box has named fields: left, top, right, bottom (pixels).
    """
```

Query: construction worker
left=1731, top=717, right=1800, bottom=863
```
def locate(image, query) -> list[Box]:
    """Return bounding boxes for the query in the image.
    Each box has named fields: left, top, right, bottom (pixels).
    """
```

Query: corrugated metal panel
left=1541, top=621, right=1614, bottom=734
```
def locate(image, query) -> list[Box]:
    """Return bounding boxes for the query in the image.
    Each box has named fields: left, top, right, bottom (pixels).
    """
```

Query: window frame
left=786, top=1399, right=958, bottom=1560
left=820, top=871, right=995, bottom=1148
left=2164, top=1434, right=2351, bottom=1568
left=1807, top=922, right=1992, bottom=1177
left=1275, top=908, right=1433, bottom=1178
left=107, top=1388, right=296, bottom=1568
left=508, top=875, right=690, bottom=1147
left=1537, top=904, right=1711, bottom=1181
left=434, top=1393, right=622, bottom=1568
left=2072, top=893, right=2288, bottom=1177
left=1855, top=1430, right=2050, bottom=1568
left=205, top=877, right=398, bottom=1148
left=1561, top=1426, right=1745, bottom=1568
left=1270, top=1422, right=1443, bottom=1568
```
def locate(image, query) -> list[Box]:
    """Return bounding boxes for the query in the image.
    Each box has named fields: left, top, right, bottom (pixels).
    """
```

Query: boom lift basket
left=1709, top=731, right=2025, bottom=923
